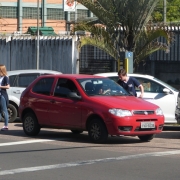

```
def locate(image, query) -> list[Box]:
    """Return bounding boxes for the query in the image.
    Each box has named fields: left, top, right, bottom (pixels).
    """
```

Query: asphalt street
left=0, top=122, right=180, bottom=180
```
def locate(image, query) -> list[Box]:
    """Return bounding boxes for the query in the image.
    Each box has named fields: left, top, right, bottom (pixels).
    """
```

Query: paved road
left=0, top=122, right=180, bottom=180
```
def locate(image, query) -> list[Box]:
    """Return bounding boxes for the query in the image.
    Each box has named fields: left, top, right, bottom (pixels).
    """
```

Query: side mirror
left=68, top=92, right=82, bottom=100
left=163, top=88, right=171, bottom=94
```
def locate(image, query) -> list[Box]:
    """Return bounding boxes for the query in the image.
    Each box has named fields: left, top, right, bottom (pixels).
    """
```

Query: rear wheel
left=23, top=112, right=40, bottom=136
left=138, top=134, right=155, bottom=142
left=88, top=118, right=108, bottom=143
left=1, top=104, right=17, bottom=123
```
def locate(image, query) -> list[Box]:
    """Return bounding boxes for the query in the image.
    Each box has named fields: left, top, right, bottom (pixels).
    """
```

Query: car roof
left=7, top=69, right=62, bottom=76
left=39, top=74, right=107, bottom=79
left=94, top=72, right=155, bottom=80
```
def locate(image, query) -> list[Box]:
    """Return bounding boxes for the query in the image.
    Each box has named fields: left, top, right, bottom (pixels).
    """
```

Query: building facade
left=0, top=0, right=92, bottom=34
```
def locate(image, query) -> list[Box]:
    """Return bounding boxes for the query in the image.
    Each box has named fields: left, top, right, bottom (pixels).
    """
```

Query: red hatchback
left=19, top=74, right=164, bottom=143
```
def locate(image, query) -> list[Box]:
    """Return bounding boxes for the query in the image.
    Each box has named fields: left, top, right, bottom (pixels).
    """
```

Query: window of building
left=70, top=10, right=88, bottom=21
left=47, top=8, right=65, bottom=20
left=77, top=10, right=88, bottom=19
left=0, top=6, right=17, bottom=18
left=23, top=7, right=42, bottom=19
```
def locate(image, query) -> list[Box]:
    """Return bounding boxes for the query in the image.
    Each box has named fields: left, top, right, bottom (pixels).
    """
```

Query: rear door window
left=14, top=73, right=40, bottom=88
left=32, top=77, right=54, bottom=96
left=134, top=77, right=165, bottom=93
left=8, top=75, right=17, bottom=87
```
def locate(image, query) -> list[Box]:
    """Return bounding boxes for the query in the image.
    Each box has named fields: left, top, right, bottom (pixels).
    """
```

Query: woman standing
left=0, top=65, right=10, bottom=131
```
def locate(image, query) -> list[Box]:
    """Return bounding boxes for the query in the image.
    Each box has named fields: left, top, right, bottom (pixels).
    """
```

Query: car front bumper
left=106, top=115, right=164, bottom=136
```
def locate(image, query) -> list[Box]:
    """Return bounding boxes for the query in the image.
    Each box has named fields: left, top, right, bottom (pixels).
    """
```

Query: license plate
left=141, top=122, right=155, bottom=128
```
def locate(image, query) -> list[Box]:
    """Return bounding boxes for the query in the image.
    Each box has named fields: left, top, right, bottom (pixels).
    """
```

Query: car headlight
left=155, top=108, right=163, bottom=115
left=109, top=108, right=132, bottom=117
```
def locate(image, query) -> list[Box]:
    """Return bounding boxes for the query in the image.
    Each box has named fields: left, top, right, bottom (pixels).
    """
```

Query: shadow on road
left=0, top=123, right=143, bottom=145
left=0, top=123, right=180, bottom=144
left=163, top=125, right=180, bottom=131
left=155, top=125, right=180, bottom=139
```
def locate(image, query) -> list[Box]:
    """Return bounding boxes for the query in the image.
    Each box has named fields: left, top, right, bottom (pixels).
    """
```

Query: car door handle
left=13, top=90, right=21, bottom=94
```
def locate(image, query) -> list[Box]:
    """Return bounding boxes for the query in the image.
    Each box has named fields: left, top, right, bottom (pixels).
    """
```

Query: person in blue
left=0, top=64, right=10, bottom=131
left=117, top=69, right=144, bottom=98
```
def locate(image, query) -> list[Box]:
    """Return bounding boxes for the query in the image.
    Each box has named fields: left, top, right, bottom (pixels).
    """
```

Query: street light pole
left=163, top=0, right=166, bottom=23
left=75, top=0, right=77, bottom=23
left=37, top=0, right=40, bottom=69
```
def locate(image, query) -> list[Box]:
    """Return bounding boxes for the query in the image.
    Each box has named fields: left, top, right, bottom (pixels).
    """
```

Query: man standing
left=117, top=69, right=144, bottom=98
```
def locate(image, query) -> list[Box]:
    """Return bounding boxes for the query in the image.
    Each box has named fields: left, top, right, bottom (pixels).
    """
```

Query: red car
left=19, top=74, right=164, bottom=143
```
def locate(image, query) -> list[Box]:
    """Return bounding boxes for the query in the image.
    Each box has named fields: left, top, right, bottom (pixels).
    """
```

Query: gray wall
left=0, top=35, right=79, bottom=74
left=135, top=30, right=180, bottom=84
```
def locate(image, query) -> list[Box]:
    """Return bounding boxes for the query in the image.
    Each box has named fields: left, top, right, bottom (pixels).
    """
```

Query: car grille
left=136, top=119, right=157, bottom=122
left=133, top=110, right=154, bottom=115
left=119, top=124, right=163, bottom=132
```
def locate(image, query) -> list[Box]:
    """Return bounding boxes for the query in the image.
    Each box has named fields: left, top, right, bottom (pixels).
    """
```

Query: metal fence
left=79, top=30, right=180, bottom=84
left=1, top=30, right=180, bottom=84
left=0, top=35, right=79, bottom=74
left=79, top=45, right=114, bottom=74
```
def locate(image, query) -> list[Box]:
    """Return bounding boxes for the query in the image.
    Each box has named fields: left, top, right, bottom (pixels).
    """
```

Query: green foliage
left=74, top=0, right=173, bottom=64
left=75, top=23, right=118, bottom=60
left=152, top=0, right=180, bottom=22
left=134, top=22, right=174, bottom=64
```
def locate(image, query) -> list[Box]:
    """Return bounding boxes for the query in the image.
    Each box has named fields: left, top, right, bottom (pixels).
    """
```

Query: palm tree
left=74, top=0, right=173, bottom=65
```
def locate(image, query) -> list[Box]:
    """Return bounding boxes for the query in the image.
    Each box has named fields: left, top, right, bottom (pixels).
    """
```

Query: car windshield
left=77, top=78, right=131, bottom=96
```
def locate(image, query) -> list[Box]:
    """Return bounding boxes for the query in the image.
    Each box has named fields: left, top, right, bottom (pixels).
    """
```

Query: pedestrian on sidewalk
left=0, top=64, right=10, bottom=131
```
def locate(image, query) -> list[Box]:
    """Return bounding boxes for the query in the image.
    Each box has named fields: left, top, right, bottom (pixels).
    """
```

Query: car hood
left=90, top=96, right=159, bottom=110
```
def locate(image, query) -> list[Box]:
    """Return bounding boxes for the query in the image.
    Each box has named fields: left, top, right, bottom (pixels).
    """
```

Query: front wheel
left=88, top=119, right=108, bottom=143
left=23, top=112, right=40, bottom=136
left=138, top=134, right=155, bottom=142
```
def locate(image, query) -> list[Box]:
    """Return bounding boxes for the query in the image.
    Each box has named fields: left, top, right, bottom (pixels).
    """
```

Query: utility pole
left=163, top=0, right=166, bottom=23
left=37, top=0, right=40, bottom=69
left=75, top=0, right=77, bottom=23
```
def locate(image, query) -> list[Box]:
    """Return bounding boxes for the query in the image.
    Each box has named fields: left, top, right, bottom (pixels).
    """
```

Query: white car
left=94, top=72, right=179, bottom=124
left=6, top=69, right=62, bottom=122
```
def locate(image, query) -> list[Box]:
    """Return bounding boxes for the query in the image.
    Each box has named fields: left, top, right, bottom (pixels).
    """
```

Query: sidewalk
left=0, top=121, right=22, bottom=130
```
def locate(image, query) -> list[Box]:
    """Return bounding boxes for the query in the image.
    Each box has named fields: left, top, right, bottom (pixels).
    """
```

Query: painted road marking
left=0, top=139, right=55, bottom=146
left=0, top=150, right=180, bottom=175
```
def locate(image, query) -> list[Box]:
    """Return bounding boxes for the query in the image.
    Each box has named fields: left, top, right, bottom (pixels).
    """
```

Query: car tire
left=1, top=104, right=17, bottom=123
left=88, top=118, right=108, bottom=143
left=138, top=134, right=155, bottom=142
left=177, top=117, right=180, bottom=124
left=23, top=112, right=40, bottom=136
left=71, top=130, right=83, bottom=134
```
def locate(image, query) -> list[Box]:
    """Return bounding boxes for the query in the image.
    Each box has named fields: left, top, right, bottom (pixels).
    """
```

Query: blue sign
left=127, top=52, right=131, bottom=57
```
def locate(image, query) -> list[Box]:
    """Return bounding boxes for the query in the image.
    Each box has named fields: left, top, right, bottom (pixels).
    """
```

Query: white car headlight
left=155, top=108, right=163, bottom=115
left=109, top=108, right=132, bottom=117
